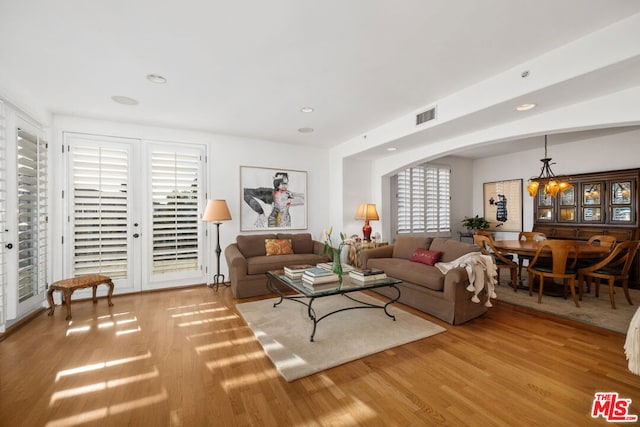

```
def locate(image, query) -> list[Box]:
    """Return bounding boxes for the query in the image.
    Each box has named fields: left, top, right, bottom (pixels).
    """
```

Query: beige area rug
left=495, top=282, right=640, bottom=334
left=236, top=292, right=446, bottom=382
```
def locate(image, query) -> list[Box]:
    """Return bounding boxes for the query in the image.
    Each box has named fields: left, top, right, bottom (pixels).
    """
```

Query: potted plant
left=461, top=215, right=490, bottom=232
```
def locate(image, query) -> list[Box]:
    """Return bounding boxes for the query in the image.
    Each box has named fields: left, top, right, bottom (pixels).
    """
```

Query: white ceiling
left=1, top=1, right=640, bottom=153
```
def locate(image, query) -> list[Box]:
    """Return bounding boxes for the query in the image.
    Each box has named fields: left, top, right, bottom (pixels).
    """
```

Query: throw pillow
left=265, top=239, right=294, bottom=256
left=409, top=248, right=442, bottom=266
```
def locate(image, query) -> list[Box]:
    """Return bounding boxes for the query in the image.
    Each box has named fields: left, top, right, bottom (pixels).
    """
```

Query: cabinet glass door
left=581, top=182, right=604, bottom=223
left=536, top=188, right=554, bottom=221
left=610, top=180, right=634, bottom=224
left=558, top=186, right=576, bottom=222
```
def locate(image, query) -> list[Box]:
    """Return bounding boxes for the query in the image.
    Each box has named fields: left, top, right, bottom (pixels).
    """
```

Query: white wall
left=50, top=115, right=331, bottom=282
left=472, top=127, right=640, bottom=239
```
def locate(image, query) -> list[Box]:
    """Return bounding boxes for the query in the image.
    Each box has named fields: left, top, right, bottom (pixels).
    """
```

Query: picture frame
left=483, top=179, right=523, bottom=232
left=240, top=166, right=308, bottom=231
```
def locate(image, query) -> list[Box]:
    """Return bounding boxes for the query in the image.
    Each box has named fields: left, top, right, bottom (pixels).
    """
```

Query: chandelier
left=526, top=135, right=572, bottom=197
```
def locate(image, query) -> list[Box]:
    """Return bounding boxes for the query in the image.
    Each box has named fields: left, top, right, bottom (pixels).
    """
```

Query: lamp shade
left=355, top=204, right=379, bottom=221
left=202, top=199, right=232, bottom=222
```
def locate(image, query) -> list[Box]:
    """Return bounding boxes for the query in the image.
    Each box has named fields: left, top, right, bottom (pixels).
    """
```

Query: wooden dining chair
left=517, top=231, right=547, bottom=284
left=578, top=235, right=617, bottom=294
left=473, top=234, right=518, bottom=291
left=577, top=240, right=640, bottom=309
left=528, top=239, right=580, bottom=306
left=586, top=234, right=617, bottom=250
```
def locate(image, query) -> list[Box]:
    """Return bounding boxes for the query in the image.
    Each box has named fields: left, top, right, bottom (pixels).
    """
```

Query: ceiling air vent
left=416, top=107, right=436, bottom=126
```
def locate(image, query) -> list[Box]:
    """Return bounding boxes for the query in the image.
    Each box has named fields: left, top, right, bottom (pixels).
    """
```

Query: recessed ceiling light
left=516, top=103, right=536, bottom=111
left=298, top=127, right=314, bottom=133
left=146, top=74, right=167, bottom=84
left=387, top=147, right=397, bottom=151
left=300, top=106, right=314, bottom=113
left=111, top=96, right=139, bottom=105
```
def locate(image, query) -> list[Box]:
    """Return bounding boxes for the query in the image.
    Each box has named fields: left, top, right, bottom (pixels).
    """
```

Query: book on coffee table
left=302, top=271, right=340, bottom=284
left=284, top=264, right=314, bottom=279
left=303, top=267, right=336, bottom=277
left=349, top=268, right=387, bottom=283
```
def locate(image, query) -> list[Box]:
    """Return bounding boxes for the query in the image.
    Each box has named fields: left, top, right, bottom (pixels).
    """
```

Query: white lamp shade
left=202, top=199, right=232, bottom=222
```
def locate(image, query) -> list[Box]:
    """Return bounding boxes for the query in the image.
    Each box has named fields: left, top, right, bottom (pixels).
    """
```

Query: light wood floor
left=1, top=284, right=639, bottom=427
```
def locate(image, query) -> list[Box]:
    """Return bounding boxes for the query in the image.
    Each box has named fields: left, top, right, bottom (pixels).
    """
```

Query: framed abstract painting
left=483, top=179, right=523, bottom=232
left=240, top=166, right=308, bottom=231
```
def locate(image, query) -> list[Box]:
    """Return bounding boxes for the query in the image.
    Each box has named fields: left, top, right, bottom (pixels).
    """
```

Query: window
left=17, top=128, right=47, bottom=303
left=396, top=165, right=450, bottom=234
left=72, top=145, right=129, bottom=278
left=151, top=149, right=200, bottom=274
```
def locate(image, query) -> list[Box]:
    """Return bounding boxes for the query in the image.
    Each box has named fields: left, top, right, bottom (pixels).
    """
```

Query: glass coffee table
left=266, top=270, right=402, bottom=342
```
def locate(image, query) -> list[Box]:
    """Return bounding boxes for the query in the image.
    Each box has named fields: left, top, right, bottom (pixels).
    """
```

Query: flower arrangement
left=323, top=226, right=347, bottom=275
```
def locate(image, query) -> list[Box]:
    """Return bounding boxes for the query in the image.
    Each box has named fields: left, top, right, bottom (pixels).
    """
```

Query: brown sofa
left=224, top=233, right=330, bottom=298
left=360, top=236, right=488, bottom=325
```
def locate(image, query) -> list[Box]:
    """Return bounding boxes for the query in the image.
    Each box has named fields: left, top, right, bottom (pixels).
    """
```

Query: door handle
left=133, top=233, right=140, bottom=238
left=5, top=243, right=12, bottom=249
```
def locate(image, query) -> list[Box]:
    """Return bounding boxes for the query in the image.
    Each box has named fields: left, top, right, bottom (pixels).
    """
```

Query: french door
left=63, top=132, right=207, bottom=295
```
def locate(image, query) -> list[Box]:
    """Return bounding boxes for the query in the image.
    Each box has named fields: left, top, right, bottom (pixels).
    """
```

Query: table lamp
left=355, top=204, right=379, bottom=242
left=202, top=199, right=232, bottom=290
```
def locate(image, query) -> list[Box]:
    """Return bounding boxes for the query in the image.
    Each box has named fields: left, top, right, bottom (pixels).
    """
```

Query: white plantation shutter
left=72, top=146, right=129, bottom=278
left=438, top=168, right=451, bottom=231
left=396, top=165, right=450, bottom=234
left=0, top=102, right=6, bottom=325
left=151, top=149, right=200, bottom=274
left=17, top=128, right=47, bottom=302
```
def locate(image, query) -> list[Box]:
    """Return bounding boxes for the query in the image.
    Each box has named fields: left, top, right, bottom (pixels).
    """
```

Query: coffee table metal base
left=267, top=276, right=401, bottom=342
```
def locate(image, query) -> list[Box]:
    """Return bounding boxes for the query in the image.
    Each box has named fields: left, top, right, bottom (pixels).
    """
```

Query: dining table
left=492, top=239, right=612, bottom=293
left=492, top=239, right=612, bottom=260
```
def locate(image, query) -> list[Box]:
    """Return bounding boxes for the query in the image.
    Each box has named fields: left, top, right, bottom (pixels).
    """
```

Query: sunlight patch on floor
left=205, top=350, right=265, bottom=369
left=170, top=306, right=228, bottom=318
left=194, top=336, right=255, bottom=354
left=55, top=352, right=152, bottom=382
left=220, top=370, right=280, bottom=390
left=177, top=314, right=238, bottom=327
left=49, top=368, right=160, bottom=405
left=45, top=388, right=168, bottom=427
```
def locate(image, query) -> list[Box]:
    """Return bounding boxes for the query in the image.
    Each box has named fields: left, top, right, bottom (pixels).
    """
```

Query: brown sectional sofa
left=361, top=236, right=488, bottom=325
left=224, top=233, right=330, bottom=298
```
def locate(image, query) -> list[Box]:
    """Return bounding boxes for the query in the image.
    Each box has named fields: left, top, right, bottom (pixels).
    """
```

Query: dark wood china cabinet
left=532, top=168, right=640, bottom=284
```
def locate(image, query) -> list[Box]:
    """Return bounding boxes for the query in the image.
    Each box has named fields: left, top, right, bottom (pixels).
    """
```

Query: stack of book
left=302, top=267, right=340, bottom=288
left=349, top=268, right=387, bottom=283
left=283, top=264, right=314, bottom=279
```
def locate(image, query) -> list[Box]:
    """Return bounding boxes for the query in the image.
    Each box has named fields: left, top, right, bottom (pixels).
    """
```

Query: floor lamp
left=202, top=199, right=232, bottom=291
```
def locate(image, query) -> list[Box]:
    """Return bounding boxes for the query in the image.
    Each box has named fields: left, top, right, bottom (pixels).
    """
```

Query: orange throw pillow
left=265, top=239, right=294, bottom=256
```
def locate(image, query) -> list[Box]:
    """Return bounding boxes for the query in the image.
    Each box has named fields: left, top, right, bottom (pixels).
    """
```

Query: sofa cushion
left=429, top=238, right=480, bottom=262
left=237, top=234, right=277, bottom=258
left=247, top=254, right=329, bottom=275
left=265, top=239, right=293, bottom=256
left=277, top=233, right=314, bottom=254
left=367, top=258, right=445, bottom=291
left=392, top=236, right=433, bottom=260
left=409, top=248, right=442, bottom=266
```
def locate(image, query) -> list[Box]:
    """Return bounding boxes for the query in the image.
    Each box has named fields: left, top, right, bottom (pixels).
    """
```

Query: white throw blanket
left=625, top=306, right=640, bottom=375
left=435, top=252, right=498, bottom=307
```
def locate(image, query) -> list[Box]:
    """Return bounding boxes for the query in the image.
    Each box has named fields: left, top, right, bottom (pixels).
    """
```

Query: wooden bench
left=47, top=274, right=114, bottom=320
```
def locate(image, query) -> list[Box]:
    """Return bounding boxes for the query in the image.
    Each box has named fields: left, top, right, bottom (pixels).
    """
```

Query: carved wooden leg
left=64, top=289, right=73, bottom=320
left=106, top=280, right=114, bottom=307
left=92, top=285, right=98, bottom=304
left=47, top=287, right=56, bottom=316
